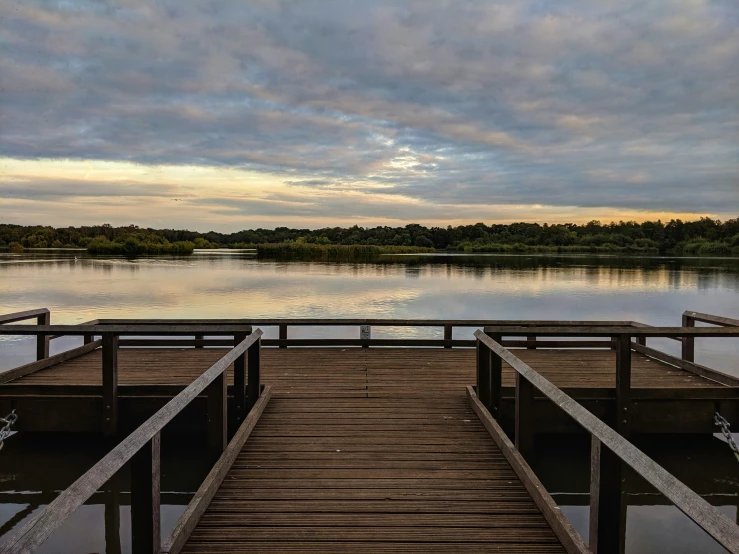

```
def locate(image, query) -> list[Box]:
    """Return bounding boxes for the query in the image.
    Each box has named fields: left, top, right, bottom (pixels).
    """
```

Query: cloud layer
left=1, top=0, right=737, bottom=228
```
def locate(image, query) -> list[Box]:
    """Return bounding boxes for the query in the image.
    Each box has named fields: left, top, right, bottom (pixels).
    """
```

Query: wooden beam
left=246, top=337, right=261, bottom=414
left=589, top=436, right=625, bottom=554
left=194, top=334, right=204, bottom=348
left=102, top=334, right=119, bottom=437
left=684, top=310, right=739, bottom=327
left=131, top=432, right=160, bottom=554
left=205, top=373, right=226, bottom=464
left=231, top=332, right=248, bottom=433
left=36, top=311, right=50, bottom=361
left=279, top=323, right=287, bottom=348
left=489, top=334, right=503, bottom=417
left=0, top=339, right=101, bottom=384
left=0, top=308, right=49, bottom=325
left=515, top=372, right=535, bottom=460
left=631, top=342, right=739, bottom=387
left=443, top=324, right=452, bottom=348
left=467, top=386, right=589, bottom=554
left=475, top=339, right=491, bottom=409
left=104, top=490, right=121, bottom=554
left=615, top=335, right=631, bottom=438
left=160, top=387, right=272, bottom=554
left=682, top=313, right=695, bottom=363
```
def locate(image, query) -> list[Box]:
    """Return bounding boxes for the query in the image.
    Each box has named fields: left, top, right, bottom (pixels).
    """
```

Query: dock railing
left=0, top=322, right=256, bottom=435
left=0, top=329, right=268, bottom=554
left=473, top=329, right=739, bottom=554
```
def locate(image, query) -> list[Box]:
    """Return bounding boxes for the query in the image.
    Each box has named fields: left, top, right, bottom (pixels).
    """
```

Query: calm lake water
left=1, top=250, right=738, bottom=552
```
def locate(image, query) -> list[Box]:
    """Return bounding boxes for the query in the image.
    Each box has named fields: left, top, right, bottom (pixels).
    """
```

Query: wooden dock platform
left=1, top=347, right=735, bottom=434
left=2, top=312, right=738, bottom=554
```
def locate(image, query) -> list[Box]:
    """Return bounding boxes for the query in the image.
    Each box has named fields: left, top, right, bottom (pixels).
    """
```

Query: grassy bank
left=257, top=243, right=434, bottom=260
left=457, top=242, right=661, bottom=254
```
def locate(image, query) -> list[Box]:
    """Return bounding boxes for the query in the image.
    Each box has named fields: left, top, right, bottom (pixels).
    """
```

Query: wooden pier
left=0, top=310, right=738, bottom=553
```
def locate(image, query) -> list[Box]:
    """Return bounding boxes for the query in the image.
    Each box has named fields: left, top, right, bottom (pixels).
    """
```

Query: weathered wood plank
left=131, top=432, right=161, bottom=554
left=631, top=342, right=739, bottom=387
left=0, top=308, right=49, bottom=325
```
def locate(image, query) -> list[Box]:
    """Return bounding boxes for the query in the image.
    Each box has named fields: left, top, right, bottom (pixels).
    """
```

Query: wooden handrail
left=681, top=311, right=738, bottom=363
left=0, top=308, right=49, bottom=325
left=0, top=309, right=50, bottom=361
left=481, top=325, right=739, bottom=337
left=96, top=318, right=635, bottom=326
left=474, top=329, right=739, bottom=554
left=0, top=324, right=253, bottom=336
left=0, top=329, right=264, bottom=554
left=684, top=310, right=739, bottom=328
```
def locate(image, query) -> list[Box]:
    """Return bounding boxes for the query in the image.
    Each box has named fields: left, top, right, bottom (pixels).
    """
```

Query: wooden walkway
left=180, top=394, right=567, bottom=553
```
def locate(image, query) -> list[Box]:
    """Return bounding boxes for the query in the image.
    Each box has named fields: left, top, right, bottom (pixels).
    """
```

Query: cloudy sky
left=1, top=0, right=737, bottom=231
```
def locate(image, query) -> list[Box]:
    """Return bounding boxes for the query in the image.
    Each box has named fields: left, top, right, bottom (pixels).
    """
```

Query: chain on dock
left=714, top=412, right=739, bottom=463
left=0, top=409, right=18, bottom=451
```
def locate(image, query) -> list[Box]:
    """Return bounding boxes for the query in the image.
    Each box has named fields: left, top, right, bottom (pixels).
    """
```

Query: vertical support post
left=527, top=335, right=537, bottom=349
left=360, top=325, right=371, bottom=349
left=279, top=323, right=287, bottom=349
left=195, top=334, right=204, bottom=348
left=36, top=311, right=50, bottom=361
left=615, top=334, right=631, bottom=438
left=489, top=333, right=502, bottom=416
left=589, top=436, right=626, bottom=554
left=104, top=488, right=122, bottom=554
left=247, top=337, right=261, bottom=414
left=636, top=334, right=646, bottom=346
left=682, top=313, right=695, bottom=363
left=206, top=372, right=227, bottom=463
left=84, top=333, right=93, bottom=345
left=102, top=333, right=119, bottom=436
left=476, top=339, right=491, bottom=409
left=515, top=373, right=535, bottom=460
left=131, top=432, right=161, bottom=554
left=232, top=332, right=248, bottom=431
left=444, top=324, right=452, bottom=348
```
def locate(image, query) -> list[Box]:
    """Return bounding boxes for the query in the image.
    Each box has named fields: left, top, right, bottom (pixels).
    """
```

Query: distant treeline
left=1, top=217, right=738, bottom=256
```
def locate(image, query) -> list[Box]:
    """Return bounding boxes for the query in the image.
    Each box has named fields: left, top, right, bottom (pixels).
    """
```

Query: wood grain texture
left=181, top=393, right=567, bottom=553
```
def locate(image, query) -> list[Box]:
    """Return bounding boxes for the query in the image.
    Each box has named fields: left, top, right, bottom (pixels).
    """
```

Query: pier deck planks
left=2, top=347, right=720, bottom=394
left=180, top=394, right=567, bottom=553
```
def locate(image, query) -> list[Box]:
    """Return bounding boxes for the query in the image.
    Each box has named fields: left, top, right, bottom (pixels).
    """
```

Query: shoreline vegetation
left=1, top=217, right=738, bottom=258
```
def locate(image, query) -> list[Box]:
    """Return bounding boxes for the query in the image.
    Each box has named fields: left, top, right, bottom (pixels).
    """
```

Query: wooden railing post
left=195, top=334, right=204, bottom=348
left=206, top=372, right=227, bottom=463
left=476, top=339, right=491, bottom=409
left=232, top=332, right=248, bottom=432
left=615, top=334, right=631, bottom=438
left=515, top=373, right=535, bottom=460
left=36, top=311, right=50, bottom=361
left=246, top=337, right=261, bottom=414
left=527, top=335, right=537, bottom=349
left=279, top=323, right=287, bottom=348
left=444, top=324, right=452, bottom=348
left=589, top=436, right=625, bottom=554
left=102, top=333, right=119, bottom=436
left=131, top=432, right=161, bottom=554
left=489, top=333, right=502, bottom=416
left=682, top=313, right=695, bottom=362
left=104, top=489, right=122, bottom=554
